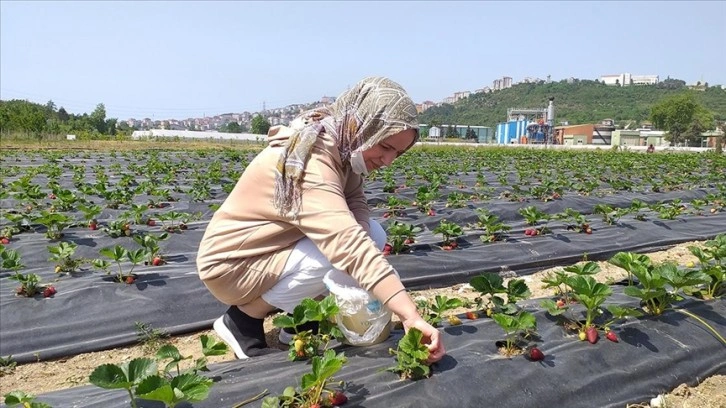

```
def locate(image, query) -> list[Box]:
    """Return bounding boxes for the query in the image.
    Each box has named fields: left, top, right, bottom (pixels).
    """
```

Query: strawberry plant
left=8, top=272, right=43, bottom=297
left=432, top=219, right=462, bottom=250
left=133, top=232, right=169, bottom=266
left=445, top=191, right=468, bottom=209
left=77, top=203, right=103, bottom=230
left=385, top=221, right=421, bottom=254
left=554, top=208, right=592, bottom=234
left=415, top=295, right=463, bottom=327
left=474, top=208, right=511, bottom=242
left=48, top=241, right=85, bottom=274
left=262, top=349, right=348, bottom=408
left=0, top=355, right=17, bottom=377
left=33, top=210, right=71, bottom=240
left=629, top=199, right=649, bottom=221
left=121, top=203, right=150, bottom=226
left=491, top=311, right=537, bottom=357
left=381, top=195, right=409, bottom=218
left=687, top=234, right=725, bottom=299
left=89, top=336, right=225, bottom=408
left=413, top=185, right=439, bottom=215
left=103, top=219, right=133, bottom=238
left=3, top=391, right=52, bottom=408
left=272, top=296, right=343, bottom=361
left=386, top=328, right=430, bottom=380
left=518, top=205, right=551, bottom=235
left=99, top=245, right=146, bottom=283
left=157, top=211, right=194, bottom=233
left=1, top=246, right=24, bottom=272
left=470, top=272, right=530, bottom=316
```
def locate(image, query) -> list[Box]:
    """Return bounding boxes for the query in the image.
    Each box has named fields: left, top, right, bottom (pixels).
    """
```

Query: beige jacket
left=196, top=125, right=396, bottom=306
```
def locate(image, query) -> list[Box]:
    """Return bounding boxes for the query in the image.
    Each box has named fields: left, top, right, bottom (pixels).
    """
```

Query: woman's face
left=361, top=129, right=417, bottom=172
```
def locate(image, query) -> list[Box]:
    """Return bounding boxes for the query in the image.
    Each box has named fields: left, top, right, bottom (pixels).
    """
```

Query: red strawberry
left=606, top=331, right=618, bottom=343
left=43, top=286, right=56, bottom=298
left=524, top=229, right=533, bottom=236
left=528, top=347, right=545, bottom=361
left=0, top=237, right=9, bottom=245
left=146, top=219, right=156, bottom=227
left=585, top=326, right=599, bottom=344
left=48, top=193, right=56, bottom=199
left=404, top=238, right=415, bottom=245
left=449, top=241, right=458, bottom=249
left=465, top=311, right=478, bottom=320
left=383, top=243, right=393, bottom=252
left=328, top=391, right=348, bottom=406
left=427, top=209, right=436, bottom=216
left=383, top=212, right=391, bottom=218
left=125, top=276, right=135, bottom=284
left=152, top=257, right=163, bottom=266
left=555, top=299, right=565, bottom=308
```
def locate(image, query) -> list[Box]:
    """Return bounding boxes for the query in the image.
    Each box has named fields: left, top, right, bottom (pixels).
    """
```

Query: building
left=419, top=124, right=493, bottom=143
left=453, top=91, right=471, bottom=102
left=699, top=129, right=725, bottom=148
left=496, top=120, right=530, bottom=144
left=611, top=130, right=642, bottom=146
left=600, top=73, right=659, bottom=86
left=554, top=124, right=595, bottom=145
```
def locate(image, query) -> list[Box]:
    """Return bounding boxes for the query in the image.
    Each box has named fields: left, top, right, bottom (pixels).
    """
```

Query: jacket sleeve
left=284, top=150, right=395, bottom=291
left=344, top=172, right=371, bottom=233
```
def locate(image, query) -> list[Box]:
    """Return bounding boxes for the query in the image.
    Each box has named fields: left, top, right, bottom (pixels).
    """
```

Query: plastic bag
left=323, top=269, right=392, bottom=346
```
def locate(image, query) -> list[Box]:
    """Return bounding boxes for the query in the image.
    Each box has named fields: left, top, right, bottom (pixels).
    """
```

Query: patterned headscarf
left=273, top=76, right=419, bottom=219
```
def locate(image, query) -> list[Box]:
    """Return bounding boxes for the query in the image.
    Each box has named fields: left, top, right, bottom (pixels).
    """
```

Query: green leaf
left=200, top=334, right=228, bottom=356
left=399, top=328, right=429, bottom=361
left=3, top=390, right=34, bottom=404
left=261, top=396, right=282, bottom=408
left=136, top=375, right=174, bottom=403
left=89, top=364, right=132, bottom=389
left=171, top=373, right=213, bottom=402
left=506, top=279, right=531, bottom=301
left=122, top=358, right=157, bottom=385
left=156, top=344, right=184, bottom=362
left=272, top=314, right=296, bottom=329
left=470, top=273, right=506, bottom=295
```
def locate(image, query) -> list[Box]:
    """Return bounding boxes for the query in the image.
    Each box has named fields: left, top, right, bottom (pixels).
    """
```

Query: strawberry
left=442, top=245, right=453, bottom=251
left=383, top=243, right=393, bottom=252
left=294, top=339, right=305, bottom=353
left=48, top=193, right=56, bottom=199
left=383, top=212, right=391, bottom=218
left=328, top=391, right=348, bottom=406
left=585, top=326, right=599, bottom=344
left=528, top=347, right=545, bottom=361
left=585, top=227, right=592, bottom=234
left=43, top=286, right=56, bottom=298
left=125, top=276, right=135, bottom=284
left=606, top=331, right=618, bottom=343
left=447, top=315, right=462, bottom=326
left=54, top=266, right=62, bottom=273
left=0, top=237, right=9, bottom=245
left=382, top=250, right=391, bottom=256
left=449, top=241, right=458, bottom=249
left=427, top=209, right=436, bottom=216
left=555, top=299, right=565, bottom=308
left=146, top=219, right=156, bottom=227
left=404, top=238, right=415, bottom=245
left=465, top=311, right=478, bottom=320
left=485, top=308, right=493, bottom=317
left=179, top=223, right=188, bottom=230
left=578, top=331, right=587, bottom=341
left=152, top=257, right=163, bottom=266
left=524, top=229, right=532, bottom=236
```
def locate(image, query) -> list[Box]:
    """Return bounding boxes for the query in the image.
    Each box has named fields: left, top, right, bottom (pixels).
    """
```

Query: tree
left=57, top=107, right=70, bottom=122
left=90, top=103, right=107, bottom=134
left=224, top=121, right=242, bottom=133
left=650, top=93, right=711, bottom=146
left=250, top=115, right=271, bottom=135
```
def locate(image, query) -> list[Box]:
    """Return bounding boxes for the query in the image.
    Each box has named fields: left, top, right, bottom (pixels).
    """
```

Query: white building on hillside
left=600, top=73, right=659, bottom=86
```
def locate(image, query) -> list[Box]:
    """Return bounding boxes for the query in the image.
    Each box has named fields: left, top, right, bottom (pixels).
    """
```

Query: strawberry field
left=1, top=145, right=724, bottom=408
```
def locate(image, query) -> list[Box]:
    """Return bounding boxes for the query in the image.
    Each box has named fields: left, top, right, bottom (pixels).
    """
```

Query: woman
left=197, top=76, right=445, bottom=363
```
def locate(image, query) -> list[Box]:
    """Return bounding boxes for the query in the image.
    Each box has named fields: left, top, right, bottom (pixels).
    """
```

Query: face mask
left=349, top=151, right=369, bottom=176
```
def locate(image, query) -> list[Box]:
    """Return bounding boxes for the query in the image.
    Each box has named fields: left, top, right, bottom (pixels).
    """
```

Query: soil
left=1, top=240, right=724, bottom=408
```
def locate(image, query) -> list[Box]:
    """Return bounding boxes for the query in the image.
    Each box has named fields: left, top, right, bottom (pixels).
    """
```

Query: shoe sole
left=213, top=316, right=249, bottom=359
left=279, top=329, right=295, bottom=345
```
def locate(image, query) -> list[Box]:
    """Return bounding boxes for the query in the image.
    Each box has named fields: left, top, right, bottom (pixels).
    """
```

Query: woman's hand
left=401, top=316, right=446, bottom=364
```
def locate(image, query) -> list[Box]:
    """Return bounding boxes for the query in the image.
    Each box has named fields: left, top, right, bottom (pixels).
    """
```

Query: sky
left=1, top=1, right=725, bottom=120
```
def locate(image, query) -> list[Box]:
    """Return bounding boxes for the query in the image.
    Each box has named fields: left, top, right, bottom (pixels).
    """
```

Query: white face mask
left=349, top=151, right=369, bottom=176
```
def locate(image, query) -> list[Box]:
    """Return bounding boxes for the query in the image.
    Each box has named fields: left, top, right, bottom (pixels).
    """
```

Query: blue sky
left=1, top=1, right=724, bottom=120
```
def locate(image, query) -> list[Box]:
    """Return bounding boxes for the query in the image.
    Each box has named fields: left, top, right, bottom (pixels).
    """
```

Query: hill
left=418, top=79, right=726, bottom=128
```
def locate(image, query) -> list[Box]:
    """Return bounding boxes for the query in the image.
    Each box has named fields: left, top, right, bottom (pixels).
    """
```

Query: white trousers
left=261, top=219, right=387, bottom=314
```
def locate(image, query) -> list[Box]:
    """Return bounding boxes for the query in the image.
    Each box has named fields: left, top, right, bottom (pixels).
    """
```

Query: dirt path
left=1, top=241, right=724, bottom=408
